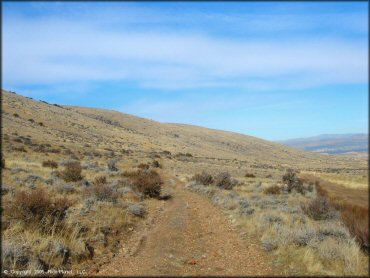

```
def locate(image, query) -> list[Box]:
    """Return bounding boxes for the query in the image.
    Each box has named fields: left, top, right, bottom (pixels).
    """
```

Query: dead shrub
left=59, top=161, right=83, bottom=182
left=12, top=188, right=71, bottom=230
left=13, top=146, right=27, bottom=152
left=192, top=171, right=214, bottom=185
left=214, top=172, right=237, bottom=190
left=264, top=185, right=281, bottom=195
left=86, top=184, right=118, bottom=203
left=282, top=169, right=305, bottom=194
left=302, top=196, right=338, bottom=220
left=137, top=163, right=149, bottom=170
left=152, top=160, right=161, bottom=168
left=93, top=175, right=107, bottom=186
left=107, top=159, right=118, bottom=172
left=42, top=160, right=58, bottom=169
left=245, top=173, right=256, bottom=178
left=131, top=170, right=163, bottom=198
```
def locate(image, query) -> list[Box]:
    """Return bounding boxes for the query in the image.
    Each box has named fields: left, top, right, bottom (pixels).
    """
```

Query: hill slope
left=2, top=90, right=366, bottom=170
left=279, top=134, right=368, bottom=155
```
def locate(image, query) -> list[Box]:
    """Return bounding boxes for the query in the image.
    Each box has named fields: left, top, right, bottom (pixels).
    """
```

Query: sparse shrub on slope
left=245, top=173, right=256, bottom=178
left=282, top=169, right=309, bottom=194
left=12, top=188, right=71, bottom=230
left=137, top=163, right=149, bottom=170
left=192, top=171, right=214, bottom=185
left=152, top=160, right=161, bottom=168
left=42, top=160, right=58, bottom=169
left=302, top=196, right=338, bottom=220
left=214, top=172, right=238, bottom=190
left=131, top=169, right=163, bottom=198
left=128, top=203, right=146, bottom=218
left=58, top=161, right=83, bottom=182
left=107, top=159, right=118, bottom=172
left=87, top=176, right=119, bottom=202
left=263, top=185, right=281, bottom=195
left=93, top=175, right=107, bottom=186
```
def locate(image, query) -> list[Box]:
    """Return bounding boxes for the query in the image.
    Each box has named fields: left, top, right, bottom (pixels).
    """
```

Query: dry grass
left=302, top=175, right=369, bottom=254
left=2, top=90, right=368, bottom=275
left=187, top=172, right=368, bottom=276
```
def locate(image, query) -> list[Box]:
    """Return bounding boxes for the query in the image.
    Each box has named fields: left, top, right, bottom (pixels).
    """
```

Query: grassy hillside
left=2, top=90, right=366, bottom=171
left=1, top=89, right=368, bottom=276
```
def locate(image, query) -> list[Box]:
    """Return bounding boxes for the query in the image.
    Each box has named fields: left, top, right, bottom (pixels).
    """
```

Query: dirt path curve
left=94, top=175, right=274, bottom=276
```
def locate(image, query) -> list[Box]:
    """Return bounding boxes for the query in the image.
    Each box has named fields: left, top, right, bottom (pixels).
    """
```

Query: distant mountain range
left=278, top=134, right=368, bottom=155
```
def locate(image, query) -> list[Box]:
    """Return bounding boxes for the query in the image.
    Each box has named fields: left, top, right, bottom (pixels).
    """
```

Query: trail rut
left=93, top=177, right=275, bottom=276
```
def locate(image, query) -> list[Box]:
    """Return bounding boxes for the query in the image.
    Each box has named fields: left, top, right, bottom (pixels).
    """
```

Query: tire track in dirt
left=93, top=176, right=275, bottom=276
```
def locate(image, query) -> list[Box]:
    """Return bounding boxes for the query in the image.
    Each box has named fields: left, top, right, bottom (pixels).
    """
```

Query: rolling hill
left=2, top=90, right=366, bottom=172
left=279, top=134, right=368, bottom=155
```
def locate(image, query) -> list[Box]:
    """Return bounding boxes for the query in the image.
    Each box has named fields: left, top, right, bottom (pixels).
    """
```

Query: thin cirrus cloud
left=3, top=3, right=368, bottom=92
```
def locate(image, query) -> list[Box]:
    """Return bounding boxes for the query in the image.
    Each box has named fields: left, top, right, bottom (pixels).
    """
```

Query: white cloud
left=3, top=6, right=368, bottom=91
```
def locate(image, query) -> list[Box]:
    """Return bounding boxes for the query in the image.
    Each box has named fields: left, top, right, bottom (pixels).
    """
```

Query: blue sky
left=2, top=1, right=368, bottom=140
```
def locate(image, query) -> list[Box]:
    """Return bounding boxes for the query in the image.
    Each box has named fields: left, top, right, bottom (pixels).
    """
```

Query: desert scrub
left=86, top=176, right=119, bottom=203
left=192, top=171, right=214, bottom=185
left=186, top=179, right=367, bottom=275
left=263, top=185, right=281, bottom=195
left=130, top=169, right=163, bottom=198
left=302, top=196, right=339, bottom=220
left=42, top=159, right=58, bottom=169
left=58, top=161, right=83, bottom=182
left=107, top=159, right=118, bottom=171
left=10, top=187, right=72, bottom=233
left=214, top=172, right=238, bottom=190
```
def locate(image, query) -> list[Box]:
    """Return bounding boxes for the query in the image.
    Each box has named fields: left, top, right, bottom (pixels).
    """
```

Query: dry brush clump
left=42, top=159, right=58, bottom=169
left=85, top=175, right=119, bottom=203
left=192, top=171, right=214, bottom=185
left=263, top=185, right=281, bottom=195
left=191, top=171, right=238, bottom=190
left=10, top=187, right=72, bottom=232
left=282, top=169, right=313, bottom=194
left=57, top=161, right=83, bottom=182
left=130, top=169, right=163, bottom=198
left=302, top=195, right=339, bottom=221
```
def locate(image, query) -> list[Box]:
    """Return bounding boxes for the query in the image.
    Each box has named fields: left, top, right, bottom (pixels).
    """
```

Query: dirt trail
left=94, top=176, right=274, bottom=276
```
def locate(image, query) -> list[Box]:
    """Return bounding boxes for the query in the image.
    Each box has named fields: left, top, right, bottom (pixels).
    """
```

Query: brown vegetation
left=263, top=185, right=281, bottom=195
left=12, top=188, right=72, bottom=231
left=42, top=159, right=58, bottom=169
left=130, top=169, right=163, bottom=198
left=192, top=171, right=214, bottom=185
left=58, top=161, right=83, bottom=182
